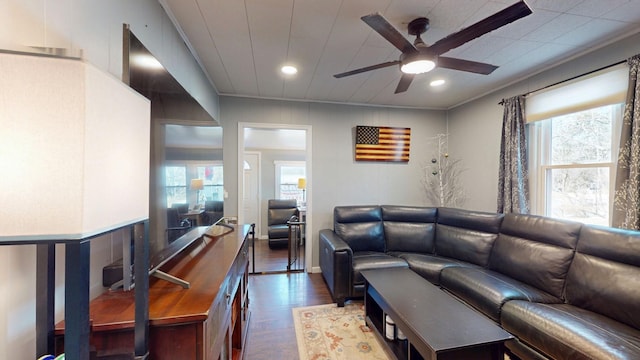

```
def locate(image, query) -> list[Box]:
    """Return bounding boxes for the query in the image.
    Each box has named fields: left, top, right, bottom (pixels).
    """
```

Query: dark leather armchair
left=171, top=203, right=189, bottom=215
left=166, top=207, right=192, bottom=243
left=204, top=200, right=224, bottom=225
left=267, top=199, right=298, bottom=249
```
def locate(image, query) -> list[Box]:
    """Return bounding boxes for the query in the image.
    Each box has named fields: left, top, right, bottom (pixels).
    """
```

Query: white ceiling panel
left=522, top=13, right=593, bottom=43
left=200, top=0, right=258, bottom=94
left=160, top=0, right=640, bottom=109
left=566, top=0, right=630, bottom=18
left=528, top=0, right=585, bottom=13
left=602, top=1, right=640, bottom=23
left=553, top=18, right=630, bottom=47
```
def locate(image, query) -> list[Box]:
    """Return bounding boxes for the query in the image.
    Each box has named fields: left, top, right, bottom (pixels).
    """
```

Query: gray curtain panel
left=613, top=54, right=640, bottom=229
left=497, top=95, right=530, bottom=214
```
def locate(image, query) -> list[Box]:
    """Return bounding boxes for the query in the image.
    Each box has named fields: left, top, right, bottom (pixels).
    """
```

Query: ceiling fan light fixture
left=400, top=59, right=436, bottom=74
left=281, top=65, right=298, bottom=75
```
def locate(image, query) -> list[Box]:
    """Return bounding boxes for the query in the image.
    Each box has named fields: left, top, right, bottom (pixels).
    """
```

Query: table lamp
left=191, top=178, right=205, bottom=207
left=0, top=51, right=151, bottom=359
left=298, top=178, right=306, bottom=205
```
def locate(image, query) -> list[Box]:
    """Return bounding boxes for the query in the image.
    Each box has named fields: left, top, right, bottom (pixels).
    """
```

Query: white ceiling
left=159, top=0, right=640, bottom=110
left=165, top=125, right=223, bottom=148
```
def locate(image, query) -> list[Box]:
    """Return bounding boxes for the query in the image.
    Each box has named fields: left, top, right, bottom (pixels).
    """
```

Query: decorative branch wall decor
left=422, top=134, right=467, bottom=207
left=355, top=126, right=411, bottom=162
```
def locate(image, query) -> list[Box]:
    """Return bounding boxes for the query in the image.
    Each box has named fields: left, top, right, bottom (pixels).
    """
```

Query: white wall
left=448, top=31, right=640, bottom=212
left=220, top=96, right=447, bottom=269
left=0, top=1, right=219, bottom=358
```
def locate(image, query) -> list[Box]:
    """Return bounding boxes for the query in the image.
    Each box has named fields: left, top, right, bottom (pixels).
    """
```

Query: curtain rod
left=498, top=59, right=627, bottom=105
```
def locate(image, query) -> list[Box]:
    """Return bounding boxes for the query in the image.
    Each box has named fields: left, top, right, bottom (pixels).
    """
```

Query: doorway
left=237, top=123, right=312, bottom=274
left=243, top=152, right=261, bottom=236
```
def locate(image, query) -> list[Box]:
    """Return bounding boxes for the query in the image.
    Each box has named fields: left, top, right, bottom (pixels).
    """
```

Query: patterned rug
left=292, top=303, right=390, bottom=360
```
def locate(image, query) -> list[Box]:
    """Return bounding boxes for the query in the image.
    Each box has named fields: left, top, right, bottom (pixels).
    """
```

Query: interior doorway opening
left=237, top=123, right=312, bottom=274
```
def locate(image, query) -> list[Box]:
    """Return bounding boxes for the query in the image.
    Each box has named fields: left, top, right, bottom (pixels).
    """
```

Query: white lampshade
left=0, top=52, right=151, bottom=241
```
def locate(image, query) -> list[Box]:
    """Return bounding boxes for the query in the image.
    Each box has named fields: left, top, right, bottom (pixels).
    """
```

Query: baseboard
left=311, top=266, right=321, bottom=273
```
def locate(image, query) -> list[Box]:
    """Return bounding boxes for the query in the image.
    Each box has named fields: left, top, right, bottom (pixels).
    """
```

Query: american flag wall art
left=355, top=126, right=411, bottom=162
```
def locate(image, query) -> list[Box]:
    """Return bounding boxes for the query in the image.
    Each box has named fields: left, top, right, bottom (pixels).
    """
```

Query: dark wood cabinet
left=55, top=224, right=251, bottom=360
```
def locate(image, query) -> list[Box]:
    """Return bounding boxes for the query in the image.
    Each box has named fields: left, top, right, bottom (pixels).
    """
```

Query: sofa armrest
left=319, top=229, right=353, bottom=306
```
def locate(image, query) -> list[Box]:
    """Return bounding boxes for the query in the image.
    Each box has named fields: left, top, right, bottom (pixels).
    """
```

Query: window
left=165, top=162, right=223, bottom=207
left=274, top=161, right=306, bottom=203
left=528, top=64, right=628, bottom=226
left=197, top=165, right=224, bottom=202
left=531, top=104, right=623, bottom=226
left=165, top=166, right=187, bottom=207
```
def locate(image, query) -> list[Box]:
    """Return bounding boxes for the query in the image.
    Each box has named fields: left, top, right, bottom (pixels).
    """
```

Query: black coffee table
left=361, top=268, right=513, bottom=360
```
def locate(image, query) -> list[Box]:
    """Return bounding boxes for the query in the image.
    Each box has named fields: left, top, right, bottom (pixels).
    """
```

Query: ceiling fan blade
left=334, top=61, right=400, bottom=78
left=428, top=0, right=532, bottom=56
left=395, top=73, right=414, bottom=93
left=361, top=13, right=417, bottom=54
left=437, top=57, right=498, bottom=75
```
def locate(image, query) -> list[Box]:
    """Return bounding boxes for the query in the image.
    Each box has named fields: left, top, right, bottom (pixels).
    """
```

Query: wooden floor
left=249, top=238, right=305, bottom=274
left=243, top=272, right=333, bottom=359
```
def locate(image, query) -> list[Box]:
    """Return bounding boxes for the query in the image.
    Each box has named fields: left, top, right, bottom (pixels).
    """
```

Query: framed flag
left=355, top=125, right=411, bottom=162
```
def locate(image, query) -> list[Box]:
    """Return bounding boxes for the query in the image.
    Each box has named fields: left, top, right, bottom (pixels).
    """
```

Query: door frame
left=243, top=151, right=262, bottom=238
left=237, top=122, right=313, bottom=272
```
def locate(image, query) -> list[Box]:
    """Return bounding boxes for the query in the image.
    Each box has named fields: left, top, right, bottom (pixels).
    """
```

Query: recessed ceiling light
left=281, top=65, right=298, bottom=75
left=430, top=79, right=446, bottom=87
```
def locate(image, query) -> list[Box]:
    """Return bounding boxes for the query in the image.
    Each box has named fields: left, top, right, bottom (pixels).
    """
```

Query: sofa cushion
left=381, top=205, right=438, bottom=222
left=437, top=207, right=504, bottom=233
left=334, top=206, right=385, bottom=252
left=381, top=206, right=437, bottom=253
left=435, top=225, right=498, bottom=267
left=489, top=213, right=582, bottom=299
left=391, top=252, right=480, bottom=285
left=268, top=224, right=289, bottom=239
left=384, top=222, right=435, bottom=253
left=435, top=208, right=503, bottom=266
left=352, top=251, right=408, bottom=286
left=502, top=300, right=640, bottom=360
left=565, top=225, right=640, bottom=330
left=267, top=199, right=298, bottom=225
left=440, top=267, right=561, bottom=322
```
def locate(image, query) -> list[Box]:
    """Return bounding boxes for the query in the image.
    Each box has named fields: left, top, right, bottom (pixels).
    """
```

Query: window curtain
left=497, top=95, right=530, bottom=214
left=613, top=54, right=640, bottom=229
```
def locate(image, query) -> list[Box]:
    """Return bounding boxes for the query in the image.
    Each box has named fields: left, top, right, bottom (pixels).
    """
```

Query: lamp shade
left=0, top=52, right=151, bottom=241
left=297, top=178, right=306, bottom=190
left=190, top=179, right=204, bottom=191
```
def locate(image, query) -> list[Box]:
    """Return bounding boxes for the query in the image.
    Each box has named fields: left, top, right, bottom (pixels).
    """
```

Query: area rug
left=292, top=303, right=390, bottom=360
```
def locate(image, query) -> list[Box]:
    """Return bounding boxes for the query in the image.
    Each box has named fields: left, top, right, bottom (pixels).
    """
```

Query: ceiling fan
left=334, top=0, right=532, bottom=94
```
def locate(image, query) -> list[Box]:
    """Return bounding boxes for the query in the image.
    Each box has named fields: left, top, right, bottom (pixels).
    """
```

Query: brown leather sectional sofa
left=319, top=205, right=640, bottom=359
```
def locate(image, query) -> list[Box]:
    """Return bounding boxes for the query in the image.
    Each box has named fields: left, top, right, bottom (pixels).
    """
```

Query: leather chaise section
left=502, top=301, right=640, bottom=360
left=440, top=267, right=560, bottom=322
